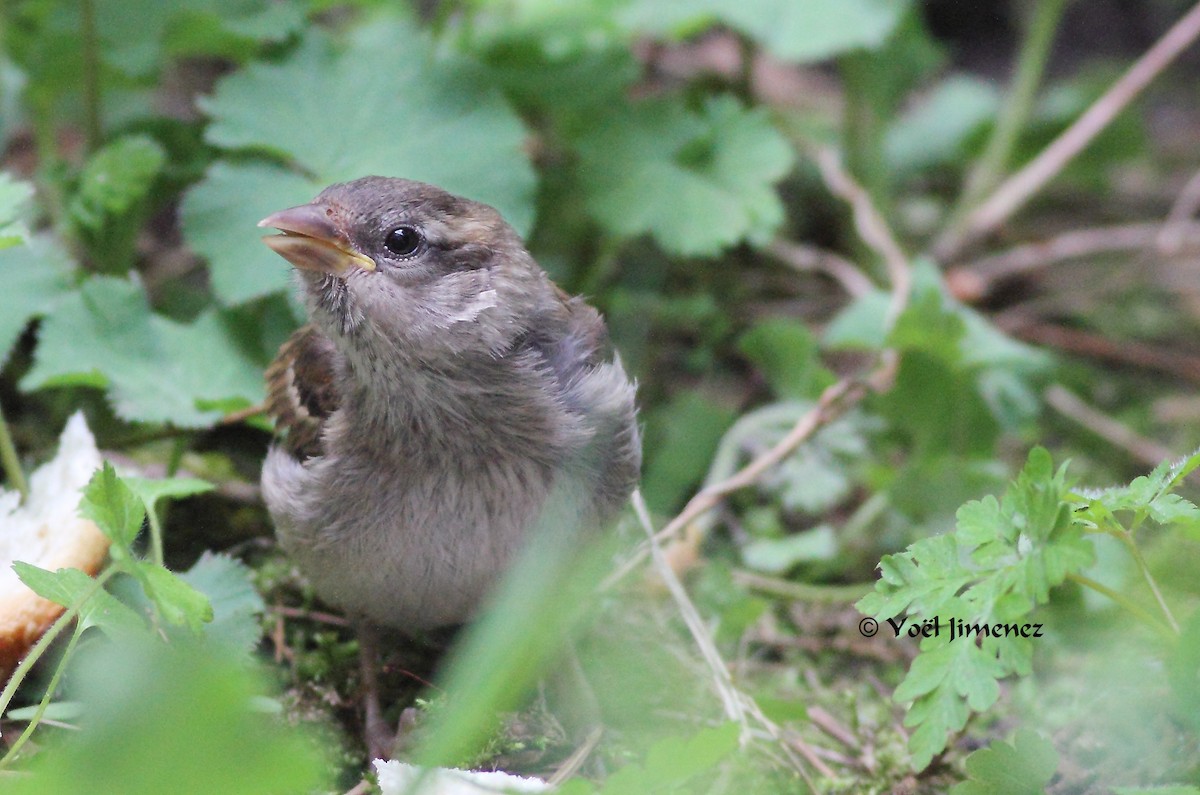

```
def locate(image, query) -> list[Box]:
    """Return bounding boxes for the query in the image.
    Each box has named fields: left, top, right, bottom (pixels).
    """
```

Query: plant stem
left=79, top=0, right=102, bottom=153
left=0, top=400, right=28, bottom=503
left=0, top=566, right=116, bottom=751
left=1066, top=572, right=1175, bottom=642
left=0, top=622, right=85, bottom=766
left=947, top=0, right=1068, bottom=230
left=839, top=52, right=891, bottom=237
left=1117, top=529, right=1181, bottom=634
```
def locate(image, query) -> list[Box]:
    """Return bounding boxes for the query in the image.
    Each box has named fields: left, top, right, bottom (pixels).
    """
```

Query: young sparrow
left=257, top=177, right=641, bottom=755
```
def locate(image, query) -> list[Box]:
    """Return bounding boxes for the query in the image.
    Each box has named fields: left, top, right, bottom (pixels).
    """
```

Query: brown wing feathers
left=265, top=325, right=340, bottom=460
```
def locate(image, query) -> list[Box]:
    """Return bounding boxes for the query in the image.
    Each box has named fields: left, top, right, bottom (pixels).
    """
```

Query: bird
left=256, top=176, right=641, bottom=758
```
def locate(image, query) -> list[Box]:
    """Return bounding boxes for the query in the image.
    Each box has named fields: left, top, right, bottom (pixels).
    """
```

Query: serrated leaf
left=123, top=477, right=215, bottom=510
left=950, top=729, right=1058, bottom=795
left=620, top=0, right=912, bottom=63
left=79, top=463, right=145, bottom=549
left=22, top=275, right=265, bottom=426
left=13, top=563, right=144, bottom=634
left=134, top=560, right=214, bottom=633
left=68, top=135, right=165, bottom=231
left=575, top=95, right=793, bottom=256
left=179, top=552, right=264, bottom=654
left=0, top=235, right=76, bottom=368
left=183, top=23, right=535, bottom=305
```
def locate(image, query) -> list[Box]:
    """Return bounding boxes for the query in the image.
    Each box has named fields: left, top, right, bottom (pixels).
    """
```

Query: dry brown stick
left=949, top=221, right=1200, bottom=301
left=766, top=239, right=875, bottom=297
left=999, top=315, right=1200, bottom=384
left=808, top=145, right=912, bottom=325
left=1157, top=167, right=1200, bottom=254
left=1044, top=384, right=1173, bottom=467
left=934, top=0, right=1200, bottom=260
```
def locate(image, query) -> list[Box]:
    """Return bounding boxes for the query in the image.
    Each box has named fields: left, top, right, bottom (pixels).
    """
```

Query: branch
left=766, top=239, right=875, bottom=297
left=934, top=0, right=1200, bottom=260
left=948, top=221, right=1200, bottom=302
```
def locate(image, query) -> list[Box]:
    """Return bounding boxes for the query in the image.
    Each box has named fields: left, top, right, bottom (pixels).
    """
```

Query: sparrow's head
left=259, top=177, right=546, bottom=351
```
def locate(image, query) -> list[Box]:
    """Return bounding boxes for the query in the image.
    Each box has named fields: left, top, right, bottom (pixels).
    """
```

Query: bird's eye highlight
left=384, top=226, right=422, bottom=257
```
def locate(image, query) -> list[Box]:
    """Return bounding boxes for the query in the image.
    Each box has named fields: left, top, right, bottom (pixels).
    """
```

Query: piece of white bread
left=0, top=412, right=109, bottom=676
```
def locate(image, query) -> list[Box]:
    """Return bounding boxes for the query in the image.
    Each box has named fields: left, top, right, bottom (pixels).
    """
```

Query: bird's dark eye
left=384, top=226, right=422, bottom=257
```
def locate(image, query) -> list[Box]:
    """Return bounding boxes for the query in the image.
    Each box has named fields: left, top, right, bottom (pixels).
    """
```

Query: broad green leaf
left=951, top=729, right=1059, bottom=795
left=134, top=560, right=214, bottom=632
left=95, top=0, right=305, bottom=76
left=620, top=0, right=912, bottom=63
left=9, top=640, right=328, bottom=794
left=13, top=563, right=144, bottom=634
left=79, top=463, right=145, bottom=549
left=641, top=391, right=737, bottom=512
left=183, top=23, right=536, bottom=304
left=22, top=275, right=265, bottom=426
left=738, top=319, right=834, bottom=399
left=0, top=171, right=34, bottom=249
left=68, top=135, right=165, bottom=231
left=180, top=552, right=264, bottom=654
left=886, top=76, right=999, bottom=173
left=574, top=95, right=793, bottom=256
left=742, top=525, right=836, bottom=574
left=0, top=235, right=75, bottom=369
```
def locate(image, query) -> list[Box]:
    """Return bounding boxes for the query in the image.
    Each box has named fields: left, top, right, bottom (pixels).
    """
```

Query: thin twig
left=631, top=490, right=822, bottom=785
left=1157, top=167, right=1200, bottom=254
left=999, top=315, right=1200, bottom=385
left=935, top=0, right=1200, bottom=260
left=952, top=221, right=1200, bottom=299
left=950, top=0, right=1069, bottom=219
left=1045, top=384, right=1173, bottom=467
left=808, top=145, right=911, bottom=327
left=766, top=239, right=875, bottom=297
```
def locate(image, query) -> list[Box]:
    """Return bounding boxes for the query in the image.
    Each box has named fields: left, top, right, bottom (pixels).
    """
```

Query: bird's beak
left=258, top=203, right=376, bottom=274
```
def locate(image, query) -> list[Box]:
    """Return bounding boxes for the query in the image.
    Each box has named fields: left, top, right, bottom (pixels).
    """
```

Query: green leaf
left=123, top=476, right=215, bottom=511
left=95, top=0, right=305, bottom=76
left=596, top=723, right=739, bottom=794
left=0, top=235, right=75, bottom=368
left=574, top=95, right=793, bottom=256
left=9, top=639, right=328, bottom=795
left=179, top=552, right=264, bottom=654
left=79, top=462, right=145, bottom=549
left=738, top=319, right=834, bottom=399
left=742, top=525, right=837, bottom=574
left=134, top=560, right=214, bottom=633
left=182, top=23, right=536, bottom=305
left=22, top=275, right=265, bottom=426
left=641, top=391, right=737, bottom=512
left=886, top=76, right=999, bottom=174
left=950, top=729, right=1059, bottom=795
left=1114, top=788, right=1200, bottom=795
left=620, top=0, right=912, bottom=63
left=13, top=563, right=144, bottom=634
left=68, top=135, right=165, bottom=231
left=0, top=171, right=34, bottom=249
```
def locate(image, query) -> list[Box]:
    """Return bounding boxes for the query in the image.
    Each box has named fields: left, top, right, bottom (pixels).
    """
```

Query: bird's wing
left=264, top=324, right=341, bottom=459
left=528, top=286, right=642, bottom=517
